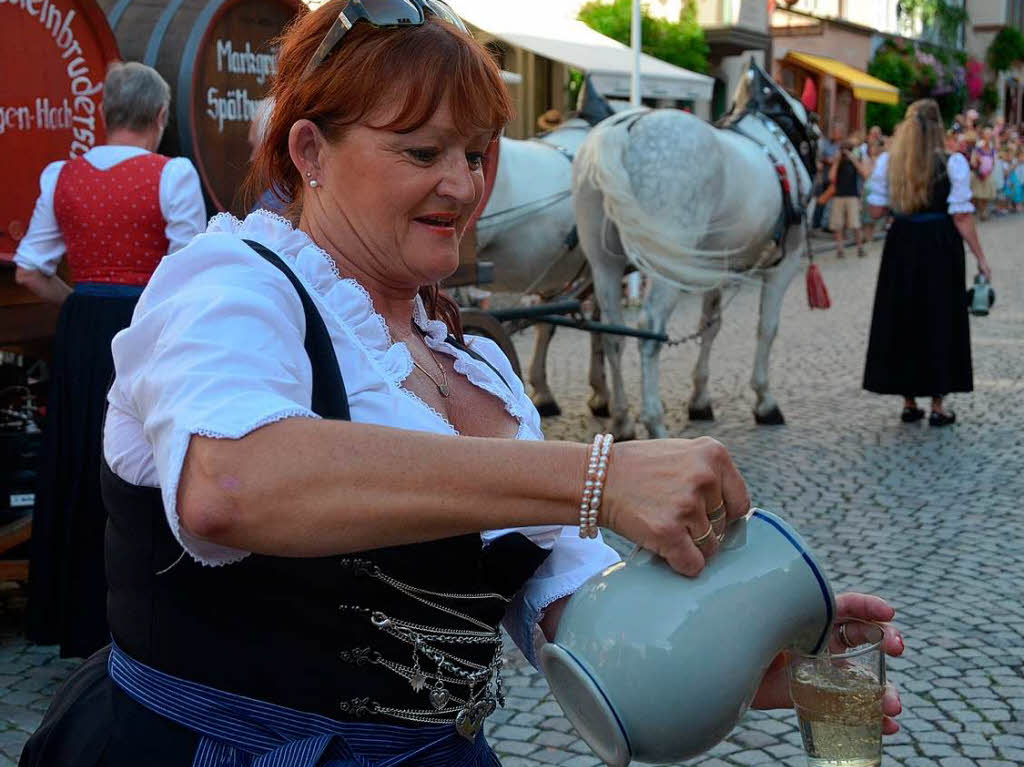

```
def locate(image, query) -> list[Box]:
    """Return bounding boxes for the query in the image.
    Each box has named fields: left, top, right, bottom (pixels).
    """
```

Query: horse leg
left=529, top=324, right=561, bottom=417
left=639, top=278, right=681, bottom=439
left=688, top=288, right=723, bottom=422
left=587, top=304, right=610, bottom=418
left=752, top=238, right=802, bottom=425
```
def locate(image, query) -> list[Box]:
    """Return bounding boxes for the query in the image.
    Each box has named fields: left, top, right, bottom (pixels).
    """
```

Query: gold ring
left=838, top=623, right=855, bottom=648
left=692, top=521, right=716, bottom=546
left=709, top=503, right=726, bottom=521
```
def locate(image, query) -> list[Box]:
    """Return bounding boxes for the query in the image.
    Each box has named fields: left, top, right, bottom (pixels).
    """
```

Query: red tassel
left=806, top=263, right=831, bottom=309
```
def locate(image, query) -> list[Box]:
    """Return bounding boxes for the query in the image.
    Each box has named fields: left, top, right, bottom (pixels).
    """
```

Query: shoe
left=901, top=407, right=925, bottom=423
left=929, top=410, right=956, bottom=427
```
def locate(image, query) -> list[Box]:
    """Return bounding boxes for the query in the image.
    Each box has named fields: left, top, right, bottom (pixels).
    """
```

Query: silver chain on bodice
left=336, top=558, right=508, bottom=739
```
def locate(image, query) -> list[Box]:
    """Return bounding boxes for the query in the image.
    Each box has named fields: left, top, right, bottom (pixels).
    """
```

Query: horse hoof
left=754, top=407, right=785, bottom=426
left=535, top=401, right=562, bottom=418
left=688, top=405, right=715, bottom=422
left=589, top=402, right=611, bottom=418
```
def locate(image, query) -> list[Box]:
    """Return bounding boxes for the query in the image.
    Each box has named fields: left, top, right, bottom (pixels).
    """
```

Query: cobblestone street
left=0, top=217, right=1022, bottom=767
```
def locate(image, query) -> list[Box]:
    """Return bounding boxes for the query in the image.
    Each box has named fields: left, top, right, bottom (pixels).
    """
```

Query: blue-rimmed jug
left=540, top=508, right=834, bottom=767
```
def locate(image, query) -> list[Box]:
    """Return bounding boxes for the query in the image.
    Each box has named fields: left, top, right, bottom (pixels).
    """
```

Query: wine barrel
left=1, top=0, right=120, bottom=261
left=0, top=0, right=118, bottom=353
left=96, top=0, right=304, bottom=214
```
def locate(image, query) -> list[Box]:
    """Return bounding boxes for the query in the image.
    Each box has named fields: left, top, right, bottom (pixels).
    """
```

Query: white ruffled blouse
left=103, top=210, right=620, bottom=667
left=866, top=151, right=975, bottom=214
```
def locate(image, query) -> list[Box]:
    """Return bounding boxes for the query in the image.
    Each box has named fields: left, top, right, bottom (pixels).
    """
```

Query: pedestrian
left=1011, top=146, right=1024, bottom=212
left=20, top=3, right=901, bottom=764
left=812, top=125, right=842, bottom=230
left=863, top=99, right=992, bottom=426
left=970, top=126, right=997, bottom=220
left=15, top=61, right=205, bottom=659
left=859, top=138, right=886, bottom=243
left=828, top=137, right=865, bottom=257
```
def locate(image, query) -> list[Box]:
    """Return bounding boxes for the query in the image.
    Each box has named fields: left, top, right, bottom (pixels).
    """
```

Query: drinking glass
left=787, top=619, right=886, bottom=767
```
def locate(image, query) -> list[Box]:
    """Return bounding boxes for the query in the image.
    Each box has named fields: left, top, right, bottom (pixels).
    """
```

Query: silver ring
left=838, top=622, right=855, bottom=648
left=692, top=521, right=716, bottom=546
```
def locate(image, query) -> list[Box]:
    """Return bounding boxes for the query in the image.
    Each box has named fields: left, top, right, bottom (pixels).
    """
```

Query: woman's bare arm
left=14, top=267, right=72, bottom=305
left=953, top=213, right=991, bottom=278
left=178, top=421, right=750, bottom=575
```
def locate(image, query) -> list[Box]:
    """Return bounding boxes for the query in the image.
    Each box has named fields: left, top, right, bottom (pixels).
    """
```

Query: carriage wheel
left=459, top=308, right=523, bottom=381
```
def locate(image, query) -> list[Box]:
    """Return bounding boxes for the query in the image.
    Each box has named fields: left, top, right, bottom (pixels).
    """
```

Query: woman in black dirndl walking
left=863, top=99, right=992, bottom=426
left=14, top=62, right=205, bottom=658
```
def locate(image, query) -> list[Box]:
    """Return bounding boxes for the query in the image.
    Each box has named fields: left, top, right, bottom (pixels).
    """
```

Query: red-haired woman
left=22, top=3, right=902, bottom=765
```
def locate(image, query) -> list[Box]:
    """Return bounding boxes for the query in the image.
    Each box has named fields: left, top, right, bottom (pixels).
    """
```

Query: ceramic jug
left=539, top=508, right=834, bottom=767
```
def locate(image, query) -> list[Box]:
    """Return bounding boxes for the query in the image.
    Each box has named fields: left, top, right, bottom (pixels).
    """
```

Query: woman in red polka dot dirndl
left=14, top=62, right=206, bottom=659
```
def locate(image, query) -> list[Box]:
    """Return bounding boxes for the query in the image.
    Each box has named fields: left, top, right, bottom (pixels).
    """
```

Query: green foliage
left=568, top=68, right=585, bottom=108
left=981, top=82, right=999, bottom=114
left=578, top=0, right=709, bottom=75
left=898, top=0, right=968, bottom=48
left=866, top=40, right=967, bottom=134
left=986, top=27, right=1024, bottom=72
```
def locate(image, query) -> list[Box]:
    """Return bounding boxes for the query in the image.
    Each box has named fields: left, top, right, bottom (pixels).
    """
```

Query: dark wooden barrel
left=97, top=0, right=305, bottom=214
left=0, top=0, right=119, bottom=352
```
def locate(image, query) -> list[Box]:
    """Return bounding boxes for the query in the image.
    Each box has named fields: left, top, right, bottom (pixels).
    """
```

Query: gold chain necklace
left=411, top=341, right=451, bottom=398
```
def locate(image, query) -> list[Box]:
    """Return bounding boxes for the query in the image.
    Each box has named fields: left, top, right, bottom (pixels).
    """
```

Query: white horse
left=573, top=66, right=818, bottom=439
left=474, top=117, right=602, bottom=416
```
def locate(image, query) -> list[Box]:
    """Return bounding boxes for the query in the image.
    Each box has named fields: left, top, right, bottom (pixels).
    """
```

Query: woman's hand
left=977, top=254, right=992, bottom=280
left=601, top=437, right=750, bottom=577
left=751, top=593, right=904, bottom=734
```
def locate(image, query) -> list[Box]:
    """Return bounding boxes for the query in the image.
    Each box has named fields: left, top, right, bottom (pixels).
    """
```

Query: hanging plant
left=986, top=27, right=1024, bottom=73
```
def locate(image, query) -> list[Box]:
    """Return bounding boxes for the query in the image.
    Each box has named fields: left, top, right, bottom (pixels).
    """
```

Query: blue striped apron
left=108, top=644, right=500, bottom=767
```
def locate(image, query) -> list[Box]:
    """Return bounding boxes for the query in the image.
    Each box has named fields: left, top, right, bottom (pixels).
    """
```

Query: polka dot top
left=52, top=154, right=172, bottom=286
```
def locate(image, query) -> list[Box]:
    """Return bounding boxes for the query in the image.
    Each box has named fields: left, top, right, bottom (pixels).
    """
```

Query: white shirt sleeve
left=947, top=153, right=975, bottom=215
left=107, top=234, right=320, bottom=565
left=865, top=152, right=889, bottom=208
left=160, top=157, right=207, bottom=254
left=13, top=161, right=67, bottom=275
left=503, top=528, right=621, bottom=669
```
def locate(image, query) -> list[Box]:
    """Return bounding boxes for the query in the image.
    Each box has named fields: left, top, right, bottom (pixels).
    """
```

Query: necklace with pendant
left=411, top=339, right=452, bottom=398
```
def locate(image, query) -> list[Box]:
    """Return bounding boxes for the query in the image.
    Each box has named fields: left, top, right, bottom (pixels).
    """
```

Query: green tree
left=986, top=27, right=1024, bottom=72
left=898, top=0, right=968, bottom=49
left=577, top=0, right=709, bottom=75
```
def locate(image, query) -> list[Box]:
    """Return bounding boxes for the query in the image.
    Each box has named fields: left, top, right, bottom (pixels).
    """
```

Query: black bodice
left=102, top=242, right=548, bottom=724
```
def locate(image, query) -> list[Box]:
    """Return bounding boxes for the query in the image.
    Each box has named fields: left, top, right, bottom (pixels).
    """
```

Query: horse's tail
left=573, top=109, right=760, bottom=293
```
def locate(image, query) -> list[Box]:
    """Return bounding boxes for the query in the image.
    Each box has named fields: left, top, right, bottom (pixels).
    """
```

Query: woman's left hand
left=750, top=593, right=904, bottom=734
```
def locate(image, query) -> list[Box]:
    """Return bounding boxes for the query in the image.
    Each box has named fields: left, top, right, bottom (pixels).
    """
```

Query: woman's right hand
left=600, top=437, right=750, bottom=577
left=978, top=254, right=992, bottom=280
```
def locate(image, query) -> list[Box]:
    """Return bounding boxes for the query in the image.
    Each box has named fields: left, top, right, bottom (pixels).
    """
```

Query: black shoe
left=901, top=407, right=925, bottom=423
left=929, top=410, right=956, bottom=427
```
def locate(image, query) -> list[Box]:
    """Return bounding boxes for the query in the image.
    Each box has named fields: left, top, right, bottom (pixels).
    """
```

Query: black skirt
left=27, top=287, right=142, bottom=659
left=863, top=215, right=973, bottom=397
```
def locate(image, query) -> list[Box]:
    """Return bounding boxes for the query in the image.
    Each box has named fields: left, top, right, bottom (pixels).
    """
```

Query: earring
left=310, top=179, right=320, bottom=188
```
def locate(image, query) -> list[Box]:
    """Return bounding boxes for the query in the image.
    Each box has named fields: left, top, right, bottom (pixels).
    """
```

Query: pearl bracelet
left=579, top=433, right=613, bottom=539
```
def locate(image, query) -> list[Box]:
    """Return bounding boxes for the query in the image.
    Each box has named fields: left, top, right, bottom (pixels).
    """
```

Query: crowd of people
left=813, top=110, right=1022, bottom=258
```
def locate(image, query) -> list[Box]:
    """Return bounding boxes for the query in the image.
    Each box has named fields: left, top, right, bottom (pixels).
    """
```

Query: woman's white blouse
left=103, top=210, right=620, bottom=667
left=866, top=151, right=975, bottom=214
left=14, top=145, right=207, bottom=274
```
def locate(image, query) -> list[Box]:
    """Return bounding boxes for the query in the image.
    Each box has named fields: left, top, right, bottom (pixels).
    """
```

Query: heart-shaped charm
left=429, top=686, right=450, bottom=710
left=455, top=700, right=496, bottom=741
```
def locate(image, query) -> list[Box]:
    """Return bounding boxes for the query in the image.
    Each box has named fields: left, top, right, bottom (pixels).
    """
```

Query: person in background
left=859, top=138, right=886, bottom=243
left=812, top=125, right=842, bottom=230
left=858, top=125, right=882, bottom=160
left=829, top=137, right=865, bottom=257
left=536, top=109, right=565, bottom=134
left=970, top=126, right=997, bottom=220
left=864, top=99, right=991, bottom=427
left=15, top=61, right=206, bottom=659
left=1011, top=146, right=1024, bottom=212
left=994, top=145, right=1011, bottom=215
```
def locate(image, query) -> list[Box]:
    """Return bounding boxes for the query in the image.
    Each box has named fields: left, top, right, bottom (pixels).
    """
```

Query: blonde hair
left=888, top=99, right=946, bottom=214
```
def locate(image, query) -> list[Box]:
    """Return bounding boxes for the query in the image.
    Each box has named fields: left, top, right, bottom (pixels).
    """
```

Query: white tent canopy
left=448, top=0, right=714, bottom=103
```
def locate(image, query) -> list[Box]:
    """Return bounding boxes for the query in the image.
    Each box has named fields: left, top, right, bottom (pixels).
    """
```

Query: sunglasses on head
left=304, top=0, right=468, bottom=79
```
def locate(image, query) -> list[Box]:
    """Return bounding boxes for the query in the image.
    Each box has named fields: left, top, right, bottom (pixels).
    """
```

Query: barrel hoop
left=179, top=0, right=230, bottom=205
left=106, top=0, right=134, bottom=30
left=144, top=0, right=190, bottom=67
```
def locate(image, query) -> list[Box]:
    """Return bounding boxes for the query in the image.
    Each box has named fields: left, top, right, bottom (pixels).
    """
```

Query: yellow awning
left=785, top=51, right=900, bottom=106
